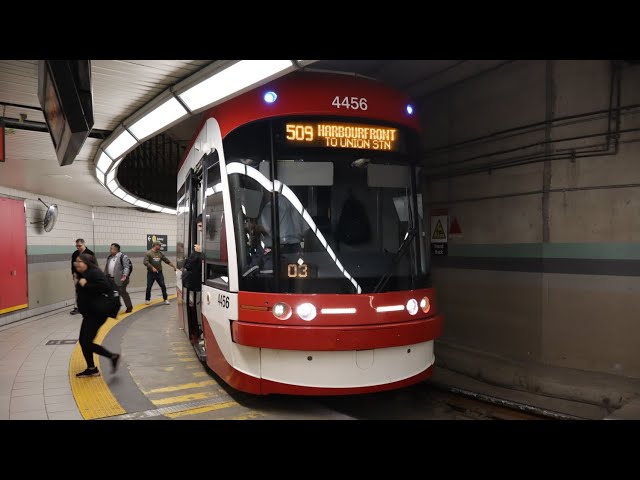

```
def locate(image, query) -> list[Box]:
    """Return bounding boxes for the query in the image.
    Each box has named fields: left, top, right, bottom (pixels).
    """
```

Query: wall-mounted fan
left=31, top=198, right=59, bottom=232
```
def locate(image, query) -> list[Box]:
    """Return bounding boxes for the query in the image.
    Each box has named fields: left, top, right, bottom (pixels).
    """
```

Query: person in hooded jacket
left=73, top=253, right=121, bottom=377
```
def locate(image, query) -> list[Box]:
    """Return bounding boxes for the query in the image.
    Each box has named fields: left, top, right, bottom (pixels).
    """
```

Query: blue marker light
left=264, top=91, right=278, bottom=104
left=406, top=105, right=414, bottom=115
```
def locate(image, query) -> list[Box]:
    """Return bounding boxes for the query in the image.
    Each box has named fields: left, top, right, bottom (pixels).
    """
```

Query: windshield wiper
left=373, top=228, right=417, bottom=293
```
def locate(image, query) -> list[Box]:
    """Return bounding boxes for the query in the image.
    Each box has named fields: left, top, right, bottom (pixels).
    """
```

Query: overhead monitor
left=37, top=60, right=94, bottom=166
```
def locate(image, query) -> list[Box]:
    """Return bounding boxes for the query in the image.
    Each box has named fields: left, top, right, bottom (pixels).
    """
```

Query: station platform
left=0, top=289, right=349, bottom=421
left=2, top=288, right=638, bottom=420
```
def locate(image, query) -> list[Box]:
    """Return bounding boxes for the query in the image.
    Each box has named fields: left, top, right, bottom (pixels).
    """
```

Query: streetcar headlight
left=272, top=302, right=292, bottom=320
left=420, top=296, right=431, bottom=314
left=263, top=91, right=278, bottom=104
left=406, top=298, right=419, bottom=316
left=296, top=303, right=317, bottom=321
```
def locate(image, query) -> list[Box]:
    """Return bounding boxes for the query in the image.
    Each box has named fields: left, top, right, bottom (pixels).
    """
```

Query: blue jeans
left=146, top=271, right=167, bottom=301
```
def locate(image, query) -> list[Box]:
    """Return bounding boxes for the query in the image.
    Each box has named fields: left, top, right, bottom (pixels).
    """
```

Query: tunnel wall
left=419, top=60, right=640, bottom=404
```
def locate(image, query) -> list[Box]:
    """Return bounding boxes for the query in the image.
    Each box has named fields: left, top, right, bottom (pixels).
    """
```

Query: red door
left=0, top=196, right=28, bottom=314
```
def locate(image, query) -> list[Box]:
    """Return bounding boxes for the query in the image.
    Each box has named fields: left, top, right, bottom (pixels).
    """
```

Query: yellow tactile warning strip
left=69, top=295, right=177, bottom=420
left=165, top=401, right=238, bottom=418
left=0, top=303, right=28, bottom=315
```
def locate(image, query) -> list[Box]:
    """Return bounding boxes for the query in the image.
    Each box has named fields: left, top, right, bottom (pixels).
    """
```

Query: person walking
left=143, top=241, right=176, bottom=305
left=70, top=238, right=95, bottom=315
left=104, top=243, right=134, bottom=313
left=73, top=253, right=121, bottom=377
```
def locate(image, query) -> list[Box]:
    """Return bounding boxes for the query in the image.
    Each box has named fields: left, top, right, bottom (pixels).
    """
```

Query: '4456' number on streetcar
left=332, top=96, right=368, bottom=110
left=218, top=294, right=229, bottom=309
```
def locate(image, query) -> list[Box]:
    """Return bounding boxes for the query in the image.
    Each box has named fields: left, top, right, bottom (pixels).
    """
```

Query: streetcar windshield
left=224, top=117, right=430, bottom=294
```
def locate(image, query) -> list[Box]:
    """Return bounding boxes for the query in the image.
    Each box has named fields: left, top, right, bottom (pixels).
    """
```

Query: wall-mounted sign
left=147, top=234, right=167, bottom=251
left=430, top=211, right=448, bottom=256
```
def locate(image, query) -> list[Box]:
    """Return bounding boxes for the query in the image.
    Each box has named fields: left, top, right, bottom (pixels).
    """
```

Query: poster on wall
left=147, top=234, right=167, bottom=251
left=430, top=211, right=448, bottom=256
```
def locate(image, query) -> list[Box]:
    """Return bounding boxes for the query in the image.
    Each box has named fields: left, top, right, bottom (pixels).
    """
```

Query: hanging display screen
left=284, top=121, right=403, bottom=152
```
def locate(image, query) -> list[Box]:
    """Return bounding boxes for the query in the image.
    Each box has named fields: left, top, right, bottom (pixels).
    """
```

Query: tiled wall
left=0, top=186, right=177, bottom=327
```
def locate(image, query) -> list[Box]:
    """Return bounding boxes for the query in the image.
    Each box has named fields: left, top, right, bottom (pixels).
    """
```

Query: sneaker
left=75, top=367, right=99, bottom=377
left=145, top=300, right=151, bottom=305
left=163, top=300, right=170, bottom=305
left=70, top=308, right=79, bottom=315
left=110, top=353, right=120, bottom=373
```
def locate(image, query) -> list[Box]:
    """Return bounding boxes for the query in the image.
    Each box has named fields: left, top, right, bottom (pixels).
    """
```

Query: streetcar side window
left=203, top=153, right=229, bottom=287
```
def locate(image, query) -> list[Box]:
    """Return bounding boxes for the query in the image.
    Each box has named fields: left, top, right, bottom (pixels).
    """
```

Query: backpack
left=120, top=254, right=133, bottom=275
left=99, top=276, right=122, bottom=319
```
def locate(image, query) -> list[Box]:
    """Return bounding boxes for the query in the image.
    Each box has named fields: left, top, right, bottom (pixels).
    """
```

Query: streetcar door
left=183, top=168, right=204, bottom=345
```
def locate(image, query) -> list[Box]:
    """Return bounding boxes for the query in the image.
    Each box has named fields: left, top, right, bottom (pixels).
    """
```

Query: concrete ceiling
left=0, top=59, right=510, bottom=207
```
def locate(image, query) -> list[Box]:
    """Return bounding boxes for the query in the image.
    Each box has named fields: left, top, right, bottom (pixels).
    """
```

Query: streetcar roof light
left=264, top=91, right=278, bottom=103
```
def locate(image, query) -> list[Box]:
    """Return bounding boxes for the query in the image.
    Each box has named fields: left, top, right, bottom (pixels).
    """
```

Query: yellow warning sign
left=432, top=220, right=446, bottom=240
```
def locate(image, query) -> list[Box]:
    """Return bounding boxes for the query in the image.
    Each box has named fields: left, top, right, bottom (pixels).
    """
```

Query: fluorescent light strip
left=96, top=169, right=105, bottom=185
left=105, top=130, right=137, bottom=160
left=128, top=97, right=188, bottom=141
left=107, top=180, right=118, bottom=192
left=112, top=158, right=125, bottom=170
left=97, top=152, right=112, bottom=173
left=106, top=169, right=117, bottom=185
left=162, top=208, right=177, bottom=215
left=123, top=194, right=136, bottom=204
left=376, top=305, right=405, bottom=313
left=135, top=199, right=150, bottom=208
left=321, top=308, right=356, bottom=314
left=178, top=60, right=293, bottom=111
left=147, top=204, right=163, bottom=212
left=112, top=188, right=126, bottom=199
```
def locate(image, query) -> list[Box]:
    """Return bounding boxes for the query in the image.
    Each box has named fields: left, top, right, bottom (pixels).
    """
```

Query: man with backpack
left=104, top=243, right=133, bottom=313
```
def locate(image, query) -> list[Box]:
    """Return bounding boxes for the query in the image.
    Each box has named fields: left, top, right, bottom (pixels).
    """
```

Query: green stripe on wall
left=92, top=245, right=176, bottom=253
left=28, top=245, right=176, bottom=255
left=448, top=243, right=640, bottom=260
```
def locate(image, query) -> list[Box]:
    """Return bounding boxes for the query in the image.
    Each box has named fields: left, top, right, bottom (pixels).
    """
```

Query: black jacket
left=71, top=247, right=95, bottom=274
left=182, top=251, right=202, bottom=291
left=76, top=266, right=111, bottom=316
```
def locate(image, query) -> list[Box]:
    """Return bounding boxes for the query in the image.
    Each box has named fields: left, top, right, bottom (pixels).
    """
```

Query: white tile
left=44, top=387, right=71, bottom=397
left=46, top=402, right=79, bottom=413
left=48, top=410, right=83, bottom=420
left=45, top=394, right=75, bottom=405
left=12, top=386, right=43, bottom=397
left=10, top=395, right=46, bottom=412
left=11, top=410, right=48, bottom=420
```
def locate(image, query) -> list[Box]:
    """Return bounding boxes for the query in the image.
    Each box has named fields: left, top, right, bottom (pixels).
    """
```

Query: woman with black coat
left=73, top=253, right=121, bottom=377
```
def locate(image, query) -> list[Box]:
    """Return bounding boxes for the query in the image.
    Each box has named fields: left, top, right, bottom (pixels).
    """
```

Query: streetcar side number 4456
left=218, top=294, right=229, bottom=309
left=332, top=96, right=368, bottom=110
